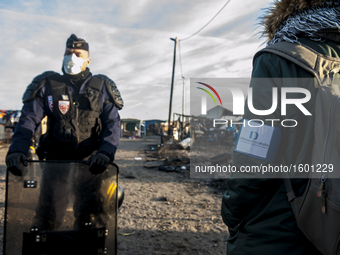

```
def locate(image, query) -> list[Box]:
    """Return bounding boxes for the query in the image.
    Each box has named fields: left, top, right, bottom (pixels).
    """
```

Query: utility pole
left=182, top=76, right=185, bottom=122
left=168, top=37, right=177, bottom=136
left=178, top=41, right=185, bottom=123
left=181, top=75, right=185, bottom=141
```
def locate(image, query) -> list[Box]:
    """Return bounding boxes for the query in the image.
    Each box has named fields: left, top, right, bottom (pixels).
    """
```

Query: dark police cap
left=66, top=34, right=89, bottom=51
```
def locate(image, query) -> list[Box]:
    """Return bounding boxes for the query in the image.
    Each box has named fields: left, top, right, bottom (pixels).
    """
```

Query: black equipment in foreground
left=4, top=160, right=119, bottom=255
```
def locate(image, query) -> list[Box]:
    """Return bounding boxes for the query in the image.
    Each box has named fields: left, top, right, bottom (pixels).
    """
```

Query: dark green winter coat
left=221, top=38, right=340, bottom=255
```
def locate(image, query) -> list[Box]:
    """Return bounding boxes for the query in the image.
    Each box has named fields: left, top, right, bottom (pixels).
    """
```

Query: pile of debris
left=142, top=138, right=190, bottom=173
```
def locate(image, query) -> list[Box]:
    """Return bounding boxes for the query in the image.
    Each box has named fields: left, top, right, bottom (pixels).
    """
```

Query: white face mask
left=63, top=54, right=87, bottom=75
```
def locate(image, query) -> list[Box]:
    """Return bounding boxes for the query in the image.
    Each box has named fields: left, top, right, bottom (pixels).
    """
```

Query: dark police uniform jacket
left=8, top=69, right=123, bottom=161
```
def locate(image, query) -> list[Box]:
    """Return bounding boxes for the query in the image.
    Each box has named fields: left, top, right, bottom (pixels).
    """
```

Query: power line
left=176, top=1, right=232, bottom=120
left=179, top=0, right=232, bottom=42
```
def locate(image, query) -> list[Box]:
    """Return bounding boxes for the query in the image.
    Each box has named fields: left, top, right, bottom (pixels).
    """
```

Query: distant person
left=221, top=0, right=340, bottom=254
left=6, top=34, right=123, bottom=230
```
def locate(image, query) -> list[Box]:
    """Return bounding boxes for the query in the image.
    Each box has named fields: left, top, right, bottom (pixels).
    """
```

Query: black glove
left=87, top=153, right=111, bottom=174
left=6, top=152, right=28, bottom=176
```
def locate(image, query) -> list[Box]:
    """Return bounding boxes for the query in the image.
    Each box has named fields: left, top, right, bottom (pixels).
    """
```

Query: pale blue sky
left=0, top=0, right=272, bottom=120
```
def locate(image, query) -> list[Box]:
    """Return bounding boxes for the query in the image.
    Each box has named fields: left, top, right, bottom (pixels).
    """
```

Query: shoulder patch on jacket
left=22, top=71, right=60, bottom=103
left=94, top=74, right=124, bottom=110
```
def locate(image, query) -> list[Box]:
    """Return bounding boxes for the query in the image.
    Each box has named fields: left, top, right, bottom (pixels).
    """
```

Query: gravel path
left=116, top=137, right=228, bottom=254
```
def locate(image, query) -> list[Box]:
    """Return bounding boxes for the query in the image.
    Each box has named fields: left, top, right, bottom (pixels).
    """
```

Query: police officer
left=5, top=34, right=123, bottom=230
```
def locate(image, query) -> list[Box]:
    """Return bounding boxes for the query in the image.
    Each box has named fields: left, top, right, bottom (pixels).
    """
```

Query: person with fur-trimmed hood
left=221, top=1, right=340, bottom=254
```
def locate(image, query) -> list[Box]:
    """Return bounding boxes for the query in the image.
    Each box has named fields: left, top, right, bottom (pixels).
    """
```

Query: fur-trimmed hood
left=261, top=0, right=339, bottom=41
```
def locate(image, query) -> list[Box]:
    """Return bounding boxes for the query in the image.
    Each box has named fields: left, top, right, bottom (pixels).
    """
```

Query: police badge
left=58, top=101, right=70, bottom=115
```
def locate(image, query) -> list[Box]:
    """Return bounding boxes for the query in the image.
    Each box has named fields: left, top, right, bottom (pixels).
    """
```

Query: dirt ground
left=0, top=136, right=230, bottom=255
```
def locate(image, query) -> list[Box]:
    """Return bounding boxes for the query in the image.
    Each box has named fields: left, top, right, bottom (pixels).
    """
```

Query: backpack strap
left=254, top=41, right=340, bottom=86
left=283, top=175, right=296, bottom=202
left=280, top=155, right=297, bottom=202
